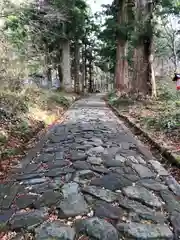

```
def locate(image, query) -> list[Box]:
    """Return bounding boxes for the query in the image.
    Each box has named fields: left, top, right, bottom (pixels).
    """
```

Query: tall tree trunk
left=132, top=0, right=154, bottom=96
left=84, top=43, right=88, bottom=91
left=45, top=52, right=52, bottom=88
left=115, top=0, right=128, bottom=92
left=74, top=40, right=80, bottom=93
left=57, top=64, right=63, bottom=88
left=89, top=60, right=93, bottom=93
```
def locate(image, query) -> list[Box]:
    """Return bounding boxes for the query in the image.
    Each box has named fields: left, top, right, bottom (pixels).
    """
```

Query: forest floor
left=0, top=87, right=78, bottom=181
left=108, top=79, right=180, bottom=182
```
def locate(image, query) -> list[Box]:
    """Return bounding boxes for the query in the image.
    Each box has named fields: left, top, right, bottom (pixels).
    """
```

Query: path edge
left=10, top=95, right=81, bottom=177
left=105, top=97, right=180, bottom=167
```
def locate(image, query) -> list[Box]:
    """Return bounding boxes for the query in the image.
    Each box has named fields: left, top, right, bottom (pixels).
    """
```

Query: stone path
left=1, top=94, right=180, bottom=239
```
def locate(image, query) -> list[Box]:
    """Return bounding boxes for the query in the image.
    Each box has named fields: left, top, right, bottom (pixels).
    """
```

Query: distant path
left=1, top=94, right=180, bottom=239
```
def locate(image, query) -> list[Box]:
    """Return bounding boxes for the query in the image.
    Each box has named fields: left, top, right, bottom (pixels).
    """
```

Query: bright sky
left=87, top=0, right=113, bottom=13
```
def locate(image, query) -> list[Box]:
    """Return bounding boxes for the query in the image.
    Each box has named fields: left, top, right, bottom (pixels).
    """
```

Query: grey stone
left=136, top=155, right=147, bottom=164
left=160, top=190, right=180, bottom=213
left=73, top=170, right=97, bottom=184
left=123, top=174, right=140, bottom=182
left=91, top=173, right=132, bottom=191
left=82, top=186, right=118, bottom=202
left=34, top=190, right=61, bottom=208
left=36, top=153, right=54, bottom=163
left=23, top=163, right=39, bottom=173
left=137, top=211, right=166, bottom=224
left=103, top=147, right=119, bottom=156
left=104, top=160, right=124, bottom=168
left=170, top=211, right=180, bottom=240
left=35, top=221, right=76, bottom=240
left=149, top=160, right=169, bottom=176
left=55, top=151, right=64, bottom=160
left=87, top=146, right=105, bottom=156
left=73, top=161, right=91, bottom=170
left=0, top=183, right=19, bottom=209
left=123, top=186, right=162, bottom=208
left=0, top=210, right=15, bottom=227
left=58, top=183, right=88, bottom=217
left=10, top=208, right=48, bottom=230
left=16, top=173, right=44, bottom=181
left=75, top=144, right=92, bottom=151
left=69, top=151, right=87, bottom=162
left=45, top=167, right=75, bottom=177
left=84, top=194, right=98, bottom=206
left=91, top=166, right=109, bottom=174
left=138, top=179, right=168, bottom=191
left=118, top=195, right=155, bottom=214
left=51, top=178, right=64, bottom=189
left=47, top=160, right=70, bottom=169
left=166, top=176, right=180, bottom=196
left=117, top=222, right=173, bottom=239
left=132, top=164, right=155, bottom=178
left=90, top=137, right=103, bottom=144
left=115, top=154, right=126, bottom=162
left=87, top=156, right=103, bottom=165
left=127, top=156, right=139, bottom=163
left=14, top=194, right=38, bottom=209
left=75, top=217, right=119, bottom=240
left=27, top=182, right=52, bottom=194
left=23, top=177, right=47, bottom=185
left=94, top=202, right=124, bottom=220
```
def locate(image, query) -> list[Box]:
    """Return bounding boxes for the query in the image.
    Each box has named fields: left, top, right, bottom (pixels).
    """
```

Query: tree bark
left=131, top=0, right=153, bottom=96
left=115, top=0, right=128, bottom=92
left=74, top=40, right=80, bottom=93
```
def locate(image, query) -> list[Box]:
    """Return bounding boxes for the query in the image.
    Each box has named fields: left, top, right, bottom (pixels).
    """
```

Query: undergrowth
left=108, top=81, right=180, bottom=148
left=0, top=87, right=75, bottom=162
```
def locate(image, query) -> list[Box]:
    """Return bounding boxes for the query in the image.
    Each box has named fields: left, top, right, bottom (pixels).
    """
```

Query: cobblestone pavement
left=1, top=95, right=180, bottom=239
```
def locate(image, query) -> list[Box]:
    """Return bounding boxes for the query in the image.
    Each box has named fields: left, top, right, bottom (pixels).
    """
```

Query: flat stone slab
left=82, top=185, right=118, bottom=202
left=35, top=221, right=76, bottom=240
left=0, top=210, right=15, bottom=227
left=9, top=208, right=48, bottom=230
left=14, top=193, right=38, bottom=209
left=166, top=176, right=180, bottom=196
left=45, top=167, right=75, bottom=177
left=22, top=177, right=48, bottom=186
left=73, top=170, right=97, bottom=184
left=170, top=211, right=180, bottom=239
left=58, top=182, right=89, bottom=217
left=91, top=173, right=132, bottom=191
left=94, top=202, right=124, bottom=220
left=87, top=156, right=103, bottom=165
left=91, top=166, right=109, bottom=174
left=132, top=164, right=155, bottom=178
left=69, top=151, right=87, bottom=161
left=123, top=186, right=162, bottom=208
left=34, top=190, right=61, bottom=208
left=160, top=190, right=180, bottom=213
left=36, top=153, right=54, bottom=163
left=138, top=179, right=168, bottom=191
left=0, top=183, right=19, bottom=209
left=118, top=195, right=155, bottom=214
left=149, top=160, right=169, bottom=176
left=117, top=222, right=173, bottom=239
left=87, top=146, right=105, bottom=156
left=75, top=217, right=119, bottom=240
left=73, top=161, right=91, bottom=170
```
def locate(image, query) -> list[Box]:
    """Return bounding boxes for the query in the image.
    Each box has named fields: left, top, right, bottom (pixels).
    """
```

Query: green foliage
left=49, top=93, right=70, bottom=108
left=97, top=0, right=180, bottom=75
left=1, top=148, right=20, bottom=158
